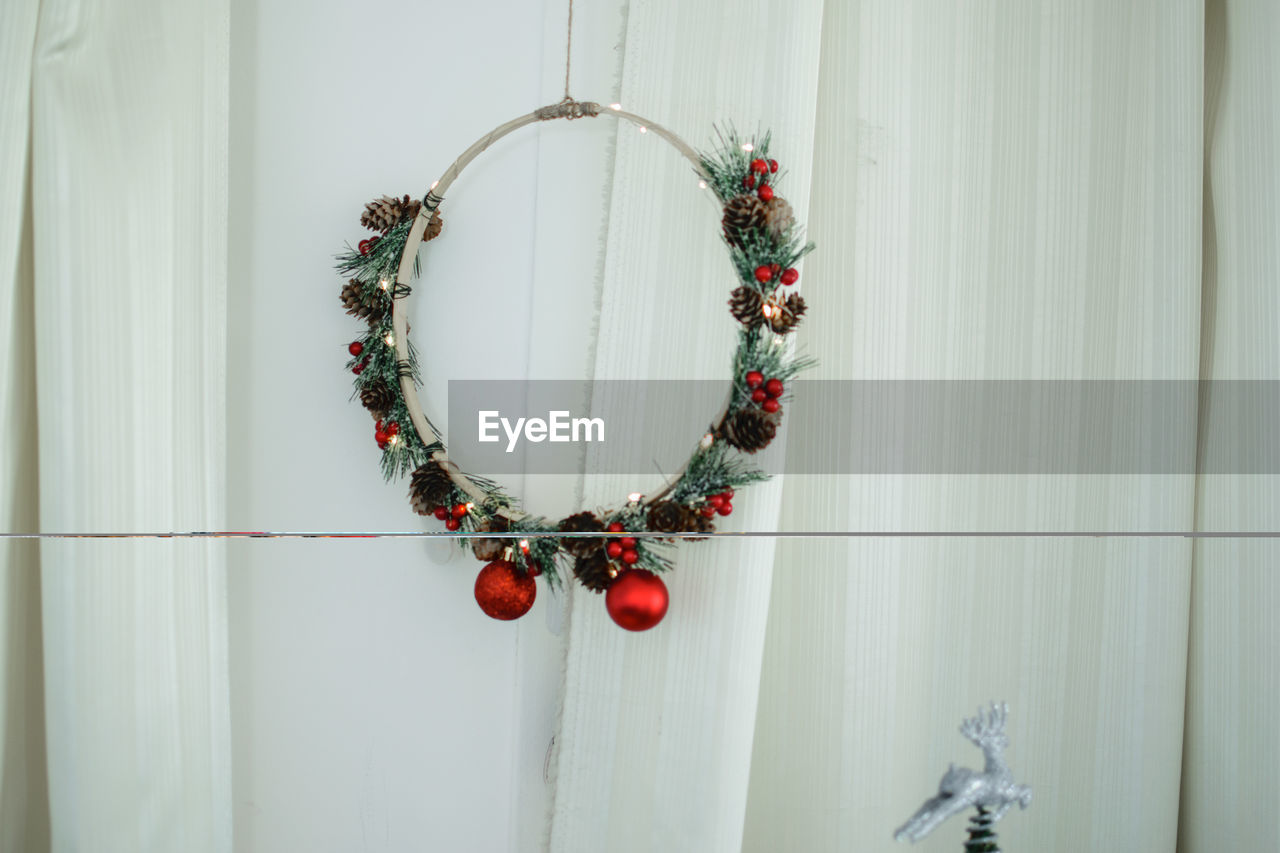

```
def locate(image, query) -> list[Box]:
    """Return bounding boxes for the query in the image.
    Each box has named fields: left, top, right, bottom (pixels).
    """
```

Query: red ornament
left=606, top=541, right=624, bottom=559
left=607, top=522, right=625, bottom=533
left=387, top=422, right=399, bottom=436
left=708, top=493, right=725, bottom=508
left=745, top=371, right=764, bottom=388
left=433, top=506, right=448, bottom=520
left=352, top=358, right=368, bottom=375
left=716, top=502, right=733, bottom=516
left=751, top=388, right=767, bottom=404
left=606, top=569, right=669, bottom=631
left=722, top=487, right=735, bottom=499
left=358, top=239, right=374, bottom=255
left=348, top=341, right=364, bottom=357
left=757, top=184, right=775, bottom=202
left=765, top=378, right=784, bottom=398
left=700, top=505, right=717, bottom=518
left=474, top=559, right=537, bottom=621
left=451, top=503, right=468, bottom=519
left=621, top=549, right=640, bottom=565
left=754, top=265, right=773, bottom=284
left=762, top=398, right=781, bottom=414
left=768, top=159, right=779, bottom=173
left=781, top=268, right=799, bottom=286
left=742, top=174, right=756, bottom=190
left=445, top=518, right=461, bottom=531
left=375, top=429, right=389, bottom=445
left=619, top=536, right=637, bottom=549
left=750, top=158, right=768, bottom=174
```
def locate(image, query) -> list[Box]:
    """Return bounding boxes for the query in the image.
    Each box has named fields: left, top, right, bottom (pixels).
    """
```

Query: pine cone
left=573, top=550, right=617, bottom=593
left=408, top=463, right=455, bottom=515
left=360, top=379, right=396, bottom=419
left=721, top=408, right=781, bottom=454
left=361, top=194, right=422, bottom=233
left=762, top=197, right=795, bottom=240
left=471, top=516, right=511, bottom=562
left=422, top=210, right=443, bottom=242
left=646, top=500, right=699, bottom=533
left=765, top=293, right=807, bottom=335
left=558, top=511, right=605, bottom=558
left=729, top=287, right=765, bottom=328
left=722, top=195, right=767, bottom=247
left=340, top=280, right=386, bottom=323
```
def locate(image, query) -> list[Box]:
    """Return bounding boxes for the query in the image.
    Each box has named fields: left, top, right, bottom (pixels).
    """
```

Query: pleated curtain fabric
left=0, top=0, right=233, bottom=850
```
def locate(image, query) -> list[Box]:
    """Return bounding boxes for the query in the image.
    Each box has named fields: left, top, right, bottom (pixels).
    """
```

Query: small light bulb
left=608, top=567, right=618, bottom=579
left=379, top=279, right=390, bottom=290
left=742, top=143, right=754, bottom=152
left=465, top=502, right=475, bottom=512
left=628, top=492, right=642, bottom=503
left=762, top=304, right=774, bottom=318
left=698, top=180, right=708, bottom=189
left=638, top=126, right=647, bottom=134
left=519, top=539, right=530, bottom=553
left=389, top=434, right=399, bottom=446
left=384, top=333, right=395, bottom=346
left=609, top=103, right=622, bottom=111
left=700, top=433, right=714, bottom=448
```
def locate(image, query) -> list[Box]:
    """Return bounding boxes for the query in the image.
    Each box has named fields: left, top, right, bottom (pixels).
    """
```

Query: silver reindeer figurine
left=894, top=703, right=1032, bottom=848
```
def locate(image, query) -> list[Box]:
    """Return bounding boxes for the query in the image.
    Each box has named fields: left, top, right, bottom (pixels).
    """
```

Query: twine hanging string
left=563, top=0, right=574, bottom=100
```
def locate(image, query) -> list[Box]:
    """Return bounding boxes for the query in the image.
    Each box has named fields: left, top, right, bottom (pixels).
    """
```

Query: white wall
left=226, top=0, right=625, bottom=849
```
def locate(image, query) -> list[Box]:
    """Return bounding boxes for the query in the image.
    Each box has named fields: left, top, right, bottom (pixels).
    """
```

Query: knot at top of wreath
left=536, top=99, right=601, bottom=121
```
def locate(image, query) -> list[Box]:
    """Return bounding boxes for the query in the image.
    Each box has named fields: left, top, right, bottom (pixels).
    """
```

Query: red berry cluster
left=431, top=502, right=469, bottom=531
left=358, top=237, right=379, bottom=255
left=604, top=522, right=641, bottom=566
left=742, top=157, right=780, bottom=198
left=745, top=371, right=784, bottom=414
left=374, top=418, right=400, bottom=449
left=753, top=263, right=799, bottom=287
left=699, top=487, right=735, bottom=518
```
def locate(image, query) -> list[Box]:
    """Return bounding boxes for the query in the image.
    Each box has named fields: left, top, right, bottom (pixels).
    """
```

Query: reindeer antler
left=960, top=702, right=1009, bottom=772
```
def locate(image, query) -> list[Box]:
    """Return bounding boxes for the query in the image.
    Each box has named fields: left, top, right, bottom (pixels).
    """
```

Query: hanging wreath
left=334, top=102, right=814, bottom=631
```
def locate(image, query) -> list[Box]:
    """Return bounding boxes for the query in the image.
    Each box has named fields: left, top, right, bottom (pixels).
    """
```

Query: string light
left=741, top=143, right=754, bottom=152
left=379, top=278, right=390, bottom=290
left=628, top=492, right=642, bottom=503
left=519, top=539, right=530, bottom=553
left=465, top=502, right=475, bottom=512
left=698, top=180, right=708, bottom=189
left=638, top=126, right=648, bottom=134
left=700, top=432, right=714, bottom=448
left=384, top=333, right=395, bottom=346
left=762, top=304, right=774, bottom=318
left=389, top=434, right=399, bottom=446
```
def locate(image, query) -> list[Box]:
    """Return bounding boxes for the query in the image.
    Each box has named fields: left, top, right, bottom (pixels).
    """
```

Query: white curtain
left=0, top=0, right=232, bottom=850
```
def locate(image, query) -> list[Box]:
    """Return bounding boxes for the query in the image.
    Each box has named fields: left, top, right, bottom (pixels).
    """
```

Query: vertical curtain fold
left=3, top=0, right=234, bottom=849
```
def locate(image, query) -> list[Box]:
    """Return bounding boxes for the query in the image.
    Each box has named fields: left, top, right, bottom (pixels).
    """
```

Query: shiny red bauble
left=750, top=158, right=768, bottom=174
left=474, top=559, right=536, bottom=620
left=445, top=518, right=460, bottom=531
left=768, top=158, right=779, bottom=173
left=762, top=398, right=781, bottom=414
left=606, top=541, right=624, bottom=559
left=757, top=184, right=774, bottom=202
left=348, top=341, right=364, bottom=357
left=605, top=569, right=669, bottom=631
left=780, top=267, right=799, bottom=285
left=433, top=506, right=448, bottom=520
left=745, top=370, right=764, bottom=388
left=765, top=378, right=784, bottom=398
left=754, top=265, right=773, bottom=284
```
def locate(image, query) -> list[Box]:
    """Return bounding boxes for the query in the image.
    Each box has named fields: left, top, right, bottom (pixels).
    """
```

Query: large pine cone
left=721, top=408, right=781, bottom=454
left=340, top=280, right=386, bottom=323
left=558, top=511, right=605, bottom=558
left=762, top=197, right=795, bottom=240
left=573, top=550, right=616, bottom=593
left=646, top=500, right=700, bottom=533
left=729, top=287, right=765, bottom=328
left=722, top=195, right=767, bottom=246
left=765, top=293, right=807, bottom=335
left=471, top=516, right=511, bottom=562
left=361, top=194, right=422, bottom=233
left=408, top=463, right=455, bottom=515
left=360, top=379, right=396, bottom=419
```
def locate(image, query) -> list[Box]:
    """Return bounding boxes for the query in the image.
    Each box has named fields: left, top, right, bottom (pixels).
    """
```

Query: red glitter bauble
left=605, top=569, right=669, bottom=631
left=474, top=560, right=536, bottom=621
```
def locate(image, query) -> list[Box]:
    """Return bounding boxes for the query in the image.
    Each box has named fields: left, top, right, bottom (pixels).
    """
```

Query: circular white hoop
left=388, top=100, right=715, bottom=520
